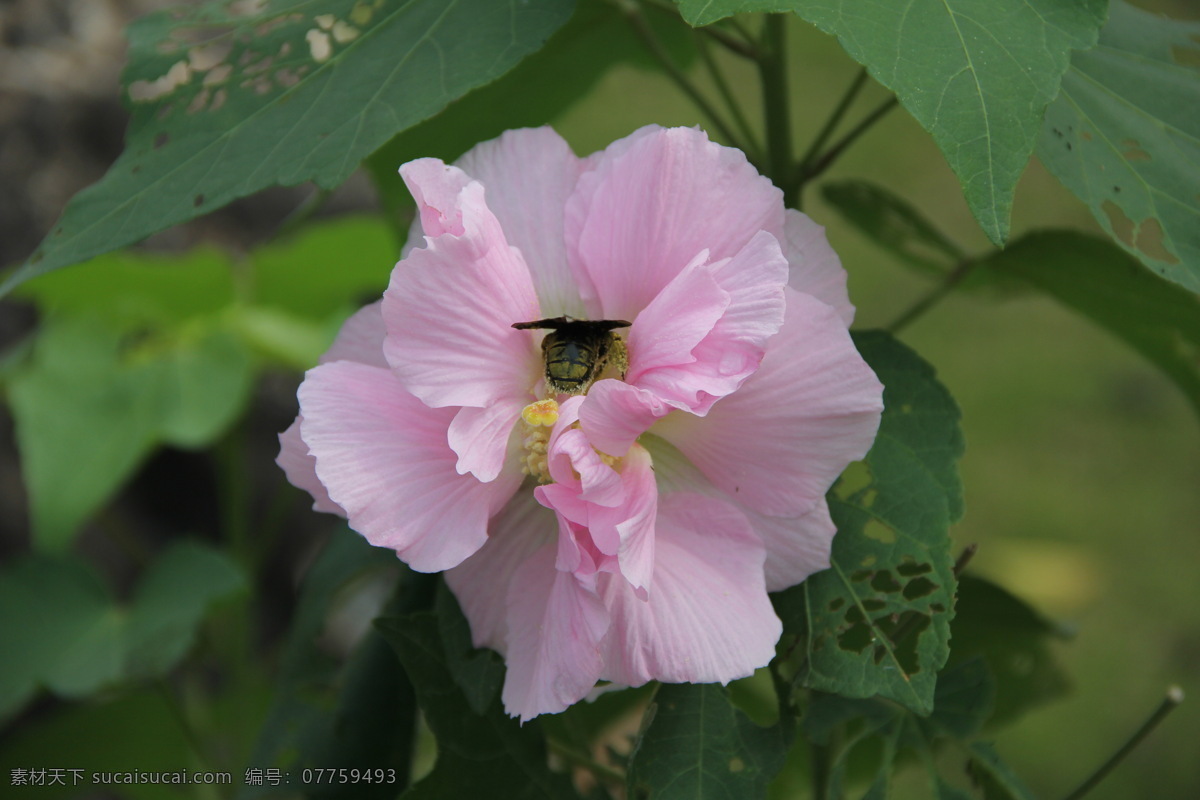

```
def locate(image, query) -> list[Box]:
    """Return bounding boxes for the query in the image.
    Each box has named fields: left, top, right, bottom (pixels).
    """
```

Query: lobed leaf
left=1, top=0, right=575, bottom=296
left=675, top=0, right=1107, bottom=245
left=1037, top=1, right=1200, bottom=292
left=802, top=331, right=964, bottom=715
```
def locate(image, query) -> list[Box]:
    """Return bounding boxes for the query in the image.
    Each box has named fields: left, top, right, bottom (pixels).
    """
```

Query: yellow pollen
left=521, top=399, right=559, bottom=427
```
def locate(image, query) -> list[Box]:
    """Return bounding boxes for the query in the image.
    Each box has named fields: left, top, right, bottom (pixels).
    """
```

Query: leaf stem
left=547, top=738, right=626, bottom=785
left=694, top=31, right=763, bottom=165
left=616, top=0, right=749, bottom=153
left=797, top=68, right=869, bottom=175
left=796, top=96, right=899, bottom=188
left=886, top=256, right=978, bottom=334
left=758, top=14, right=795, bottom=200
left=1061, top=687, right=1185, bottom=800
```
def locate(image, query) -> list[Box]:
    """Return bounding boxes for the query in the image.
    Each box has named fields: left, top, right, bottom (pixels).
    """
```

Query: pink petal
left=383, top=176, right=542, bottom=410
left=608, top=444, right=657, bottom=597
left=565, top=126, right=785, bottom=321
left=298, top=361, right=520, bottom=572
left=276, top=417, right=343, bottom=516
left=578, top=380, right=673, bottom=458
left=783, top=209, right=854, bottom=326
left=629, top=230, right=788, bottom=414
left=400, top=159, right=473, bottom=238
left=625, top=250, right=728, bottom=379
left=599, top=493, right=779, bottom=687
left=444, top=490, right=557, bottom=653
left=653, top=289, right=883, bottom=518
left=276, top=302, right=390, bottom=514
left=745, top=499, right=838, bottom=591
left=639, top=434, right=834, bottom=590
left=455, top=128, right=587, bottom=317
left=502, top=544, right=609, bottom=722
left=319, top=301, right=389, bottom=368
left=447, top=399, right=526, bottom=483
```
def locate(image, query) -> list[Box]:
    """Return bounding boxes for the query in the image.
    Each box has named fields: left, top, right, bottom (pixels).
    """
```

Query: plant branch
left=886, top=256, right=978, bottom=334
left=797, top=68, right=869, bottom=171
left=796, top=96, right=899, bottom=187
left=617, top=0, right=748, bottom=153
left=1061, top=687, right=1185, bottom=800
left=640, top=0, right=760, bottom=58
left=758, top=14, right=794, bottom=200
left=547, top=738, right=627, bottom=785
left=695, top=31, right=763, bottom=165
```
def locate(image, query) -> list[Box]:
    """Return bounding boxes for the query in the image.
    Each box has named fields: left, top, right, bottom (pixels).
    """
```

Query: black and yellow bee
left=512, top=316, right=632, bottom=395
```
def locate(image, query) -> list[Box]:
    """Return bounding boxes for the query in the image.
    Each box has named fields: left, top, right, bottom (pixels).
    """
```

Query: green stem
left=886, top=256, right=977, bottom=334
left=617, top=0, right=748, bottom=152
left=1061, top=687, right=1185, bottom=800
left=797, top=68, right=869, bottom=173
left=758, top=14, right=795, bottom=200
left=695, top=31, right=763, bottom=165
left=810, top=739, right=833, bottom=800
left=796, top=96, right=899, bottom=188
left=547, top=738, right=627, bottom=785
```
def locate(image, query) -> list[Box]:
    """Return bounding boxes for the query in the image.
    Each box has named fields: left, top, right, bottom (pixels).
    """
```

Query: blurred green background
left=1, top=2, right=1197, bottom=798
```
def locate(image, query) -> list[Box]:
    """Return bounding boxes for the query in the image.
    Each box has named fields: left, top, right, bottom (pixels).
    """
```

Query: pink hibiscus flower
left=278, top=125, right=884, bottom=721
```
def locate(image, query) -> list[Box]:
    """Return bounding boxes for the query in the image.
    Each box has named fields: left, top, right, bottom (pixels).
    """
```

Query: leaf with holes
left=674, top=0, right=1106, bottom=245
left=1, top=0, right=574, bottom=296
left=1037, top=1, right=1200, bottom=293
left=802, top=331, right=964, bottom=715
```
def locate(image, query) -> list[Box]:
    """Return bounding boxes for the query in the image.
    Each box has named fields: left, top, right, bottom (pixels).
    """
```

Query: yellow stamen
left=521, top=398, right=559, bottom=427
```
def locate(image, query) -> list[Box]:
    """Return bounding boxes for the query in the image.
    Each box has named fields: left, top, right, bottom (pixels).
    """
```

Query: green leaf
left=251, top=216, right=396, bottom=319
left=948, top=575, right=1069, bottom=728
left=802, top=331, right=964, bottom=715
left=7, top=316, right=257, bottom=548
left=626, top=683, right=791, bottom=800
left=14, top=246, right=235, bottom=326
left=1036, top=1, right=1200, bottom=292
left=377, top=613, right=579, bottom=800
left=675, top=0, right=1107, bottom=245
left=7, top=319, right=166, bottom=550
left=0, top=545, right=245, bottom=720
left=157, top=328, right=256, bottom=447
left=1, top=0, right=576, bottom=297
left=435, top=582, right=505, bottom=716
left=0, top=556, right=121, bottom=717
left=821, top=180, right=968, bottom=278
left=922, top=659, right=994, bottom=741
left=124, top=541, right=246, bottom=679
left=979, top=230, right=1200, bottom=421
left=239, top=532, right=400, bottom=797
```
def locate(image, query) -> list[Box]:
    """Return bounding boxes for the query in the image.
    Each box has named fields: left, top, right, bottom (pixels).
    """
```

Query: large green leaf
left=802, top=332, right=964, bottom=715
left=1037, top=1, right=1200, bottom=292
left=675, top=0, right=1106, bottom=245
left=980, top=231, right=1200, bottom=420
left=0, top=543, right=244, bottom=720
left=626, top=683, right=791, bottom=799
left=1, top=0, right=575, bottom=296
